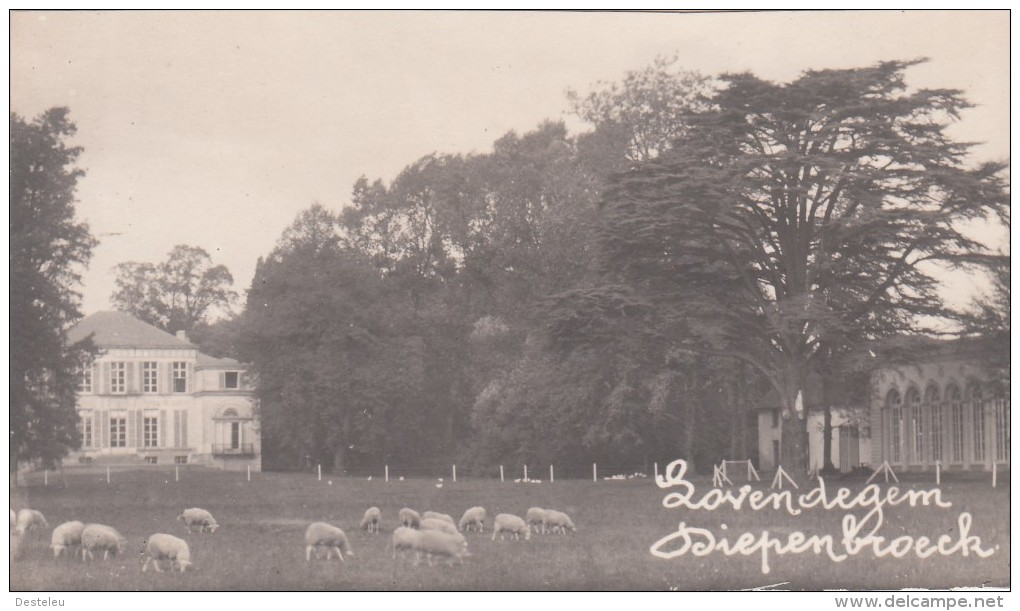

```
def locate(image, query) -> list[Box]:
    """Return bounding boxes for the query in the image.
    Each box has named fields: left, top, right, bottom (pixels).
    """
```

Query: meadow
left=8, top=465, right=1010, bottom=591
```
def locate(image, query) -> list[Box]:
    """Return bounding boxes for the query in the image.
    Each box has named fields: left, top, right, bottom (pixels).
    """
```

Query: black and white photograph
left=8, top=9, right=1011, bottom=600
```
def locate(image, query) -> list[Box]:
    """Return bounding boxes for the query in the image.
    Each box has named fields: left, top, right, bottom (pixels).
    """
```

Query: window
left=925, top=385, right=942, bottom=463
left=110, top=362, right=126, bottom=394
left=175, top=456, right=188, bottom=465
left=947, top=385, right=963, bottom=462
left=145, top=456, right=158, bottom=465
left=76, top=366, right=92, bottom=393
left=969, top=384, right=985, bottom=462
left=906, top=388, right=922, bottom=462
left=143, top=413, right=159, bottom=448
left=143, top=362, right=158, bottom=393
left=224, top=371, right=239, bottom=389
left=994, top=397, right=1009, bottom=462
left=173, top=362, right=188, bottom=393
left=110, top=416, right=127, bottom=447
left=231, top=422, right=241, bottom=449
left=886, top=389, right=903, bottom=463
left=81, top=413, right=93, bottom=448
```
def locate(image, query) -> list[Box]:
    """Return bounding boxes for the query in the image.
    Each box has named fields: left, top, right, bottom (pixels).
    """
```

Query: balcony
left=211, top=443, right=255, bottom=457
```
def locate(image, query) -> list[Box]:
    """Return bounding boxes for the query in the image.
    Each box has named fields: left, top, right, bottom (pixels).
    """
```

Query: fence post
left=500, top=465, right=504, bottom=483
left=654, top=462, right=659, bottom=480
left=247, top=464, right=251, bottom=482
left=593, top=463, right=597, bottom=482
left=936, top=461, right=941, bottom=486
left=44, top=470, right=48, bottom=487
left=524, top=464, right=528, bottom=481
left=317, top=464, right=322, bottom=482
left=175, top=465, right=179, bottom=482
left=550, top=464, right=554, bottom=483
left=992, top=462, right=997, bottom=488
left=106, top=466, right=111, bottom=484
left=385, top=465, right=389, bottom=483
left=452, top=464, right=457, bottom=483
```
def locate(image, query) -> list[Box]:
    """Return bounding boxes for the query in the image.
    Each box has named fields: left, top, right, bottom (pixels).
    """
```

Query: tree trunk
left=779, top=406, right=809, bottom=477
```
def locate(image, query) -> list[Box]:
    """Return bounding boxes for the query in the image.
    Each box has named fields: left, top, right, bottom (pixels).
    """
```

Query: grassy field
left=8, top=465, right=1010, bottom=591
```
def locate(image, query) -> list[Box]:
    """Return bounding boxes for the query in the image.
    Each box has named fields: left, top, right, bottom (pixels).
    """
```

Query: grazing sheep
left=526, top=507, right=547, bottom=534
left=543, top=509, right=577, bottom=534
left=359, top=506, right=381, bottom=534
left=391, top=526, right=422, bottom=559
left=420, top=518, right=459, bottom=535
left=458, top=506, right=486, bottom=533
left=304, top=522, right=354, bottom=562
left=177, top=508, right=219, bottom=533
left=143, top=533, right=192, bottom=572
left=398, top=507, right=421, bottom=529
left=80, top=524, right=125, bottom=561
left=16, top=509, right=49, bottom=536
left=422, top=511, right=456, bottom=526
left=50, top=521, right=85, bottom=559
left=491, top=513, right=531, bottom=542
left=412, top=530, right=471, bottom=566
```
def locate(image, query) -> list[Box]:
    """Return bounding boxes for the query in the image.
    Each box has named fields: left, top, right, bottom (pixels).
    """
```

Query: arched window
left=221, top=408, right=239, bottom=418
left=946, top=384, right=963, bottom=462
left=905, top=387, right=923, bottom=463
left=967, top=382, right=986, bottom=462
left=886, top=389, right=903, bottom=463
left=925, top=384, right=943, bottom=463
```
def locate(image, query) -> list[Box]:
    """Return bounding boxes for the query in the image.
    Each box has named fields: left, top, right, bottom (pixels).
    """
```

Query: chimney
left=176, top=330, right=188, bottom=341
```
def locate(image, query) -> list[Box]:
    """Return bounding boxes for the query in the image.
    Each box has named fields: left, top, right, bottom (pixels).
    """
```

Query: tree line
left=11, top=57, right=1009, bottom=478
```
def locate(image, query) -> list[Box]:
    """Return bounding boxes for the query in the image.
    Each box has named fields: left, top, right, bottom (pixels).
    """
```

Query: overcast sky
left=9, top=10, right=1010, bottom=318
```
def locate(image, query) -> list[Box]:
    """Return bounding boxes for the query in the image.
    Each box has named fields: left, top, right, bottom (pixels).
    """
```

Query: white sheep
left=16, top=509, right=49, bottom=536
left=422, top=511, right=456, bottom=526
left=543, top=509, right=577, bottom=534
left=178, top=508, right=219, bottom=533
left=525, top=507, right=547, bottom=534
left=398, top=507, right=421, bottom=529
left=304, top=522, right=354, bottom=562
left=458, top=506, right=486, bottom=533
left=412, top=529, right=471, bottom=566
left=50, top=521, right=85, bottom=559
left=420, top=517, right=459, bottom=535
left=391, top=526, right=421, bottom=559
left=359, top=506, right=381, bottom=534
left=143, top=533, right=192, bottom=572
left=80, top=524, right=125, bottom=561
left=491, top=513, right=531, bottom=542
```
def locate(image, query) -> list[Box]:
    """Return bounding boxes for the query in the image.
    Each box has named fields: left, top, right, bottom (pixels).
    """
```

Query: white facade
left=67, top=312, right=261, bottom=471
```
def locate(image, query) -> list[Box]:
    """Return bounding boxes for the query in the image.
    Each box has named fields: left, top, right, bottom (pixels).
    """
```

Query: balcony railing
left=211, top=443, right=255, bottom=457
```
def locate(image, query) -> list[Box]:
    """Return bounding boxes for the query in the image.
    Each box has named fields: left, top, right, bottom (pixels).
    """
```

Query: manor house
left=65, top=311, right=261, bottom=471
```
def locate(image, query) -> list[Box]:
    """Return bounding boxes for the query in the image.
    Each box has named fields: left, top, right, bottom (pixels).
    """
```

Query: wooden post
left=523, top=464, right=528, bottom=481
left=593, top=463, right=597, bottom=482
left=992, top=462, right=997, bottom=488
left=452, top=464, right=457, bottom=483
left=175, top=465, right=179, bottom=482
left=317, top=464, right=322, bottom=481
left=385, top=465, right=389, bottom=483
left=106, top=466, right=110, bottom=484
left=500, top=465, right=504, bottom=483
left=936, top=461, right=941, bottom=486
left=247, top=464, right=251, bottom=482
left=550, top=464, right=554, bottom=483
left=654, top=462, right=659, bottom=480
left=44, top=470, right=48, bottom=487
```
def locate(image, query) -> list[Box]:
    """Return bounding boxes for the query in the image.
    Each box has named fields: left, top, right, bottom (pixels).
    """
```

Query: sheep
left=142, top=533, right=192, bottom=572
left=391, top=526, right=422, bottom=559
left=458, top=506, right=486, bottom=533
left=16, top=509, right=49, bottom=536
left=525, top=507, right=547, bottom=534
left=304, top=522, right=354, bottom=562
left=411, top=529, right=471, bottom=566
left=398, top=507, right=421, bottom=529
left=177, top=508, right=219, bottom=534
left=50, top=521, right=85, bottom=559
left=420, top=517, right=459, bottom=535
left=491, top=513, right=531, bottom=542
left=359, top=506, right=381, bottom=534
left=543, top=509, right=577, bottom=534
left=422, top=511, right=456, bottom=526
left=80, top=524, right=125, bottom=561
